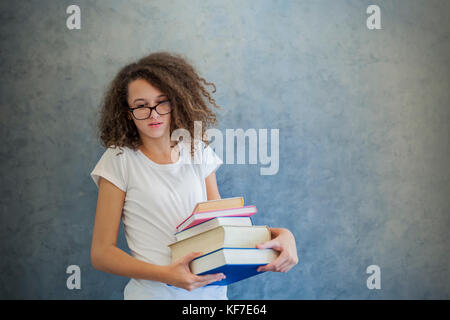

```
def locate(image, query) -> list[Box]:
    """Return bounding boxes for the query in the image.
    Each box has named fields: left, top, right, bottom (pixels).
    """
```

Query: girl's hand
left=256, top=228, right=299, bottom=273
left=163, top=252, right=226, bottom=291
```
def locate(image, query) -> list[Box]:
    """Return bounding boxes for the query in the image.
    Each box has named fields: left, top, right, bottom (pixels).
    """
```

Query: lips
left=149, top=122, right=162, bottom=126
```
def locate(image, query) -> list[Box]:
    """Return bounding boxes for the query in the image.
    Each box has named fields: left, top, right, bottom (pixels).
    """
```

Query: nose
left=149, top=109, right=160, bottom=119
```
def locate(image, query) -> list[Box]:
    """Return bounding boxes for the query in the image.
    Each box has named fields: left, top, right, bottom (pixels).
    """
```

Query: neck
left=139, top=134, right=179, bottom=162
left=140, top=134, right=172, bottom=154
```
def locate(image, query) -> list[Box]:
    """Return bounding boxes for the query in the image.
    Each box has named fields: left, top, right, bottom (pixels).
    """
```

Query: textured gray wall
left=1, top=0, right=449, bottom=299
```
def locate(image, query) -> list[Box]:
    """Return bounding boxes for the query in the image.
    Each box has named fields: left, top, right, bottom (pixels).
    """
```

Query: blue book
left=191, top=247, right=279, bottom=286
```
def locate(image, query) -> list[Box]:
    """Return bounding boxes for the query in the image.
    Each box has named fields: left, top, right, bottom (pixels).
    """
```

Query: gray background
left=1, top=0, right=449, bottom=299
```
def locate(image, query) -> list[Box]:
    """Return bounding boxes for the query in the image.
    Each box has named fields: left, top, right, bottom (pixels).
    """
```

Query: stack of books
left=169, top=197, right=279, bottom=286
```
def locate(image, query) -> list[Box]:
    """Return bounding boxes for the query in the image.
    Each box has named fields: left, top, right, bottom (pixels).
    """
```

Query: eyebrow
left=133, top=94, right=167, bottom=104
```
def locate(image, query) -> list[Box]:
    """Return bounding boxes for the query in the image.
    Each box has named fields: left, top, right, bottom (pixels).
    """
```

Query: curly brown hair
left=96, top=51, right=221, bottom=158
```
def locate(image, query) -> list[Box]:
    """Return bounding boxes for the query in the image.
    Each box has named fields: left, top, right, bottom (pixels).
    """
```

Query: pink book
left=176, top=205, right=257, bottom=232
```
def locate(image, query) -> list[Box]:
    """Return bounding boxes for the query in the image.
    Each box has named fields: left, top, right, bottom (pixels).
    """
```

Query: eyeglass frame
left=128, top=100, right=172, bottom=120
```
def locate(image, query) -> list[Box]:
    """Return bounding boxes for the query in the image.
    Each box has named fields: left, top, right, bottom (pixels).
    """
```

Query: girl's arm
left=205, top=171, right=221, bottom=200
left=90, top=177, right=224, bottom=291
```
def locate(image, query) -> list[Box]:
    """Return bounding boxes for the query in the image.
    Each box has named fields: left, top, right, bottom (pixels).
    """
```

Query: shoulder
left=97, top=145, right=136, bottom=168
left=103, top=145, right=135, bottom=158
left=91, top=145, right=133, bottom=191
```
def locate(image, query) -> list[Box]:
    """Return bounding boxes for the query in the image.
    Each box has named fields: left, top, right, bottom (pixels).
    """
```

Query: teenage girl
left=90, top=52, right=298, bottom=299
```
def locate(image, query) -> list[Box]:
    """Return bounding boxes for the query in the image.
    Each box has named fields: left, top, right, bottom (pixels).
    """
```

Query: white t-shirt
left=90, top=140, right=228, bottom=300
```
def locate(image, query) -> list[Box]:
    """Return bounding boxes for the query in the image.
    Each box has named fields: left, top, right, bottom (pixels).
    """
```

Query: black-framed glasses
left=128, top=100, right=172, bottom=120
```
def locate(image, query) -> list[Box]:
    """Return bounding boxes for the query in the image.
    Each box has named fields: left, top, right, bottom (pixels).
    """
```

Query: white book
left=170, top=225, right=270, bottom=263
left=174, top=216, right=253, bottom=241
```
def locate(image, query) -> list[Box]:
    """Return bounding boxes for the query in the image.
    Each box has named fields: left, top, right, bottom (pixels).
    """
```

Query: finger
left=279, top=259, right=297, bottom=272
left=257, top=265, right=268, bottom=272
left=179, top=251, right=203, bottom=264
left=194, top=273, right=225, bottom=288
left=275, top=254, right=296, bottom=272
left=258, top=251, right=287, bottom=272
left=276, top=259, right=292, bottom=272
left=194, top=273, right=225, bottom=284
left=257, top=259, right=279, bottom=272
left=256, top=239, right=282, bottom=250
left=257, top=262, right=276, bottom=272
left=201, top=274, right=226, bottom=286
left=274, top=252, right=299, bottom=272
left=279, top=264, right=294, bottom=273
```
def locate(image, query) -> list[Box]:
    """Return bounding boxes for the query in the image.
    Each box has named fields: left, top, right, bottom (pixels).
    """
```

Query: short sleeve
left=90, top=146, right=128, bottom=192
left=199, top=141, right=224, bottom=179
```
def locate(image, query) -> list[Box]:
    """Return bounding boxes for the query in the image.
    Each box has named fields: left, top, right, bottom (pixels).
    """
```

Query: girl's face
left=127, top=78, right=171, bottom=141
